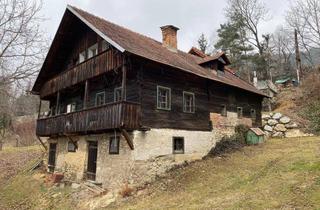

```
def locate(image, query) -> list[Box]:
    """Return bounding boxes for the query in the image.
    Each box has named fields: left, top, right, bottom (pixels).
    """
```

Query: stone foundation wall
left=48, top=128, right=219, bottom=190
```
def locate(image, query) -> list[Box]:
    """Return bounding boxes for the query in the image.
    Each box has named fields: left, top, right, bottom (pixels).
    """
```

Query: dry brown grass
left=106, top=137, right=320, bottom=210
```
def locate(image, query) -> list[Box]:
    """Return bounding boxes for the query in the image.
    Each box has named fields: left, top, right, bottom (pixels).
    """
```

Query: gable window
left=68, top=141, right=77, bottom=152
left=114, top=87, right=122, bottom=102
left=251, top=108, right=256, bottom=120
left=66, top=102, right=76, bottom=113
left=109, top=136, right=120, bottom=154
left=95, top=92, right=105, bottom=106
left=183, top=91, right=195, bottom=113
left=157, top=86, right=171, bottom=110
left=237, top=107, right=243, bottom=118
left=101, top=40, right=110, bottom=52
left=221, top=104, right=227, bottom=117
left=79, top=51, right=86, bottom=63
left=173, top=137, right=184, bottom=154
left=88, top=43, right=98, bottom=59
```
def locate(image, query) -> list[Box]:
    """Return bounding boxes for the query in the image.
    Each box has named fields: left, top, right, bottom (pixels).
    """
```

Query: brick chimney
left=160, top=25, right=179, bottom=52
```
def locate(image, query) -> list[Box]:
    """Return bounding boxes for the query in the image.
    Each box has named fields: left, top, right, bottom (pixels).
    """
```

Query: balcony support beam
left=121, top=128, right=134, bottom=150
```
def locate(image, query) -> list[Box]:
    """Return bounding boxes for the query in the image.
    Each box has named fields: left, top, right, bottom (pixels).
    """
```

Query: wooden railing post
left=55, top=91, right=60, bottom=115
left=121, top=57, right=127, bottom=102
left=83, top=80, right=89, bottom=109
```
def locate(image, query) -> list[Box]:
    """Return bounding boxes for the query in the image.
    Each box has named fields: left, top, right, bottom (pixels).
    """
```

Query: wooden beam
left=66, top=135, right=78, bottom=149
left=120, top=129, right=134, bottom=150
left=121, top=57, right=127, bottom=101
left=55, top=91, right=60, bottom=115
left=83, top=80, right=89, bottom=109
left=36, top=136, right=47, bottom=151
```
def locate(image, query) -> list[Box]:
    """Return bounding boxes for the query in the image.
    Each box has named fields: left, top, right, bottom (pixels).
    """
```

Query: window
left=251, top=108, right=256, bottom=120
left=79, top=51, right=86, bottom=63
left=221, top=104, right=227, bottom=117
left=95, top=92, right=105, bottom=106
left=157, top=86, right=171, bottom=110
left=101, top=40, right=110, bottom=52
left=173, top=137, right=184, bottom=154
left=237, top=107, right=243, bottom=118
left=68, top=141, right=77, bottom=152
left=114, top=87, right=122, bottom=102
left=109, top=136, right=120, bottom=154
left=66, top=102, right=76, bottom=113
left=183, top=91, right=195, bottom=113
left=88, top=43, right=98, bottom=59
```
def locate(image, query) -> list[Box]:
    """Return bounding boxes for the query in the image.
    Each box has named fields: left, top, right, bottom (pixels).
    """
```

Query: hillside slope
left=107, top=137, right=320, bottom=210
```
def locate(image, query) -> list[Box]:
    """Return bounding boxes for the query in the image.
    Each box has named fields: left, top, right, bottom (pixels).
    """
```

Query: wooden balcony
left=40, top=49, right=123, bottom=98
left=36, top=102, right=141, bottom=137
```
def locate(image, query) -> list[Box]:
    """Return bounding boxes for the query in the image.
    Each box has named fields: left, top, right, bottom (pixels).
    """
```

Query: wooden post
left=83, top=80, right=89, bottom=109
left=121, top=57, right=127, bottom=101
left=55, top=91, right=60, bottom=115
left=37, top=99, right=42, bottom=119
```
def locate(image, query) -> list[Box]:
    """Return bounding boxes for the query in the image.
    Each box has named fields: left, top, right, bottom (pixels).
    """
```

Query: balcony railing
left=40, top=49, right=123, bottom=98
left=36, top=101, right=140, bottom=136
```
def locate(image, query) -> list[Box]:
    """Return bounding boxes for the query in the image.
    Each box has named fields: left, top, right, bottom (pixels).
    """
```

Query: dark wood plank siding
left=139, top=62, right=211, bottom=131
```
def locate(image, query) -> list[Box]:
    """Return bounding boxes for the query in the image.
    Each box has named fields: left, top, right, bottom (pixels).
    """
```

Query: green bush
left=303, top=100, right=320, bottom=134
left=234, top=124, right=250, bottom=144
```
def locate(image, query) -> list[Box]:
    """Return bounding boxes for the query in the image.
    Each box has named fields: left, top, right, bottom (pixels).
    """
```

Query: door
left=87, top=141, right=98, bottom=181
left=48, top=143, right=57, bottom=173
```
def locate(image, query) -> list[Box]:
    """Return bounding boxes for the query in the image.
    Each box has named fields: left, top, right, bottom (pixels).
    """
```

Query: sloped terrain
left=107, top=137, right=320, bottom=210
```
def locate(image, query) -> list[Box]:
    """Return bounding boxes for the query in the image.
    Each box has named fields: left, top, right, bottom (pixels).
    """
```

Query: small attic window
left=79, top=51, right=86, bottom=63
left=88, top=43, right=98, bottom=59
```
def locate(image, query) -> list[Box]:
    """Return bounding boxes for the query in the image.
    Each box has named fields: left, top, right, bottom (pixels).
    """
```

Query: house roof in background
left=33, top=5, right=266, bottom=97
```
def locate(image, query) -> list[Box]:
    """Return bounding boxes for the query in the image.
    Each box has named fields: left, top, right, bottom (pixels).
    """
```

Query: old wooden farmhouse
left=32, top=5, right=266, bottom=189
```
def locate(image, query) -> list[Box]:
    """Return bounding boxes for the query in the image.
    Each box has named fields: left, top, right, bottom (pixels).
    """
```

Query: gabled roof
left=33, top=5, right=266, bottom=97
left=188, top=47, right=207, bottom=58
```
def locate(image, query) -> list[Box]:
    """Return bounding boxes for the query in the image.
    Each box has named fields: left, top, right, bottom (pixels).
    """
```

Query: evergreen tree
left=197, top=33, right=209, bottom=54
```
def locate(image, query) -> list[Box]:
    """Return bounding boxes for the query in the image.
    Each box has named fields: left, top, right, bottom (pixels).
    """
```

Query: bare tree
left=0, top=0, right=47, bottom=150
left=270, top=26, right=295, bottom=77
left=286, top=0, right=320, bottom=65
left=0, top=0, right=47, bottom=89
left=226, top=0, right=269, bottom=55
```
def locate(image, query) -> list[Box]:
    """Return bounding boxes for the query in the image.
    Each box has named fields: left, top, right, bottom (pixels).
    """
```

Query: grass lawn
left=107, top=137, right=320, bottom=210
left=0, top=137, right=320, bottom=210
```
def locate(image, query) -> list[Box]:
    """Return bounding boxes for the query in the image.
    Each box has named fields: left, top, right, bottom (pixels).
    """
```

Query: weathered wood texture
left=36, top=101, right=140, bottom=137
left=139, top=61, right=211, bottom=131
left=40, top=49, right=123, bottom=98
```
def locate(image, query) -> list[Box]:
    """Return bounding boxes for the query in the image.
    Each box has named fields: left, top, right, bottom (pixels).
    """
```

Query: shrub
left=303, top=100, right=320, bottom=134
left=206, top=124, right=249, bottom=157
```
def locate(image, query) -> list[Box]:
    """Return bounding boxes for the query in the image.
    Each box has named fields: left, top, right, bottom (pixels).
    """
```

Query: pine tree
left=197, top=33, right=209, bottom=54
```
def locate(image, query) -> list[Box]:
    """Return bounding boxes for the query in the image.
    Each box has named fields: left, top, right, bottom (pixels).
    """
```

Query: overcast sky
left=40, top=0, right=292, bottom=52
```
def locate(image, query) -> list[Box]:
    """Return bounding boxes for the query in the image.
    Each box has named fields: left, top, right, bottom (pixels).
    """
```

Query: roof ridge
left=68, top=5, right=163, bottom=46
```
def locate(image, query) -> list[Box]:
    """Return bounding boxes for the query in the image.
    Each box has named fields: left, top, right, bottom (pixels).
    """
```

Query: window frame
left=114, top=87, right=123, bottom=102
left=157, top=85, right=171, bottom=111
left=237, top=107, right=243, bottom=118
left=66, top=102, right=76, bottom=113
left=183, top=91, right=195, bottom=113
left=87, top=43, right=98, bottom=59
left=95, top=91, right=105, bottom=106
left=221, top=104, right=227, bottom=117
left=109, top=136, right=120, bottom=155
left=172, top=137, right=185, bottom=154
left=79, top=51, right=86, bottom=63
left=67, top=141, right=77, bottom=152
